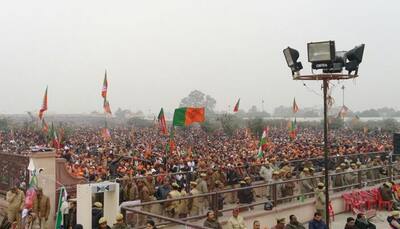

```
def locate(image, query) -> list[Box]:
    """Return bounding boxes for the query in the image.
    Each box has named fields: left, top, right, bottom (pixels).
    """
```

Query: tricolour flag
left=55, top=186, right=67, bottom=229
left=233, top=99, right=240, bottom=112
left=292, top=97, right=299, bottom=114
left=49, top=123, right=60, bottom=149
left=158, top=108, right=168, bottom=134
left=172, top=107, right=205, bottom=126
left=101, top=70, right=108, bottom=99
left=257, top=128, right=268, bottom=158
left=38, top=86, right=48, bottom=120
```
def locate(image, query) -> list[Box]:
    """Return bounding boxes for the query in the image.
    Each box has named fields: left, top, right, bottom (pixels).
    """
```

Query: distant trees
left=355, top=107, right=400, bottom=118
left=0, top=118, right=9, bottom=131
left=218, top=114, right=240, bottom=136
left=246, top=105, right=271, bottom=118
left=180, top=90, right=217, bottom=116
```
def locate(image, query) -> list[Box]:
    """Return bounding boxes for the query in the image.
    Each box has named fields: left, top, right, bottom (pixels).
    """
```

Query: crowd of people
left=0, top=125, right=393, bottom=182
left=0, top=124, right=396, bottom=228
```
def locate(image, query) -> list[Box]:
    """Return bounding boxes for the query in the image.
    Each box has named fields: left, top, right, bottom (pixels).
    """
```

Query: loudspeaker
left=394, top=133, right=400, bottom=155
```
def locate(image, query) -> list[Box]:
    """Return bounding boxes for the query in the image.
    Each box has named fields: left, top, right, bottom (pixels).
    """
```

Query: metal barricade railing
left=121, top=162, right=399, bottom=228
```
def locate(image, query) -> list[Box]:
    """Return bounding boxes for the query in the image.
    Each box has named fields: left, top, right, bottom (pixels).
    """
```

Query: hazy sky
left=1, top=0, right=398, bottom=115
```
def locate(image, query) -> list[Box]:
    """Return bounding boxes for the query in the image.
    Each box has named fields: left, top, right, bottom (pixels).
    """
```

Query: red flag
left=38, top=86, right=48, bottom=119
left=233, top=99, right=240, bottom=112
left=157, top=108, right=168, bottom=134
left=292, top=97, right=299, bottom=114
left=103, top=98, right=112, bottom=114
left=101, top=70, right=108, bottom=99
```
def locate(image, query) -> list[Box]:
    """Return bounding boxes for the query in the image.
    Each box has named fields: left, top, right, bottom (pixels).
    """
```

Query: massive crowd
left=0, top=125, right=393, bottom=182
left=0, top=125, right=396, bottom=228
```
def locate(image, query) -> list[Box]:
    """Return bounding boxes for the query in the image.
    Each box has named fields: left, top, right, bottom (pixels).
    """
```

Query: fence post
left=389, top=153, right=394, bottom=182
left=357, top=170, right=362, bottom=189
left=186, top=171, right=191, bottom=193
left=272, top=182, right=277, bottom=207
left=212, top=191, right=219, bottom=219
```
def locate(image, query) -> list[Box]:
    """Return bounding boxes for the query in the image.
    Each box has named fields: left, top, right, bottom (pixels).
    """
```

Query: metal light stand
left=292, top=73, right=358, bottom=227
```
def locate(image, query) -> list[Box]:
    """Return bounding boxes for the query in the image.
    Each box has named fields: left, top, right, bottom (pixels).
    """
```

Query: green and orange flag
left=172, top=107, right=205, bottom=126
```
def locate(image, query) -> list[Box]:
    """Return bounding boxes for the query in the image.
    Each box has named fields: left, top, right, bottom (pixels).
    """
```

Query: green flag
left=55, top=186, right=67, bottom=228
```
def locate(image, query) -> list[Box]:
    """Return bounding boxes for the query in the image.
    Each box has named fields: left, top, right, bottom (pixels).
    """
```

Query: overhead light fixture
left=307, top=41, right=336, bottom=70
left=345, top=44, right=365, bottom=75
left=323, top=51, right=346, bottom=73
left=283, top=47, right=303, bottom=75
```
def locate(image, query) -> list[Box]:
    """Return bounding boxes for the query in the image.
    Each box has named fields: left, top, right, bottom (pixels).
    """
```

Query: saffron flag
left=101, top=70, right=108, bottom=99
left=257, top=128, right=268, bottom=158
left=173, top=107, right=205, bottom=126
left=166, top=128, right=175, bottom=153
left=233, top=99, right=240, bottom=112
left=158, top=108, right=168, bottom=134
left=103, top=98, right=112, bottom=114
left=292, top=97, right=299, bottom=114
left=38, top=86, right=48, bottom=120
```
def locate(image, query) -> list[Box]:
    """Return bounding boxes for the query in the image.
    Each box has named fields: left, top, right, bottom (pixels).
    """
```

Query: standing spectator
left=226, top=164, right=240, bottom=204
left=6, top=185, right=25, bottom=227
left=98, top=217, right=111, bottom=229
left=145, top=220, right=157, bottom=229
left=253, top=220, right=261, bottom=229
left=33, top=187, right=51, bottom=229
left=165, top=183, right=181, bottom=218
left=308, top=212, right=327, bottom=229
left=285, top=215, right=305, bottom=229
left=344, top=217, right=358, bottom=229
left=196, top=173, right=209, bottom=212
left=137, top=179, right=151, bottom=225
left=188, top=182, right=201, bottom=216
left=315, top=183, right=326, bottom=220
left=111, top=213, right=128, bottom=229
left=259, top=162, right=273, bottom=199
left=300, top=168, right=313, bottom=198
left=271, top=218, right=285, bottom=229
left=355, top=213, right=376, bottom=229
left=92, top=202, right=103, bottom=229
left=68, top=200, right=77, bottom=229
left=203, top=211, right=222, bottom=229
left=227, top=208, right=247, bottom=229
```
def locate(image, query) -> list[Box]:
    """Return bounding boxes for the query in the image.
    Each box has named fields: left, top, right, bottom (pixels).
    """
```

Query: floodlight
left=308, top=41, right=336, bottom=70
left=345, top=44, right=365, bottom=74
left=283, top=47, right=303, bottom=75
left=323, top=51, right=346, bottom=73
